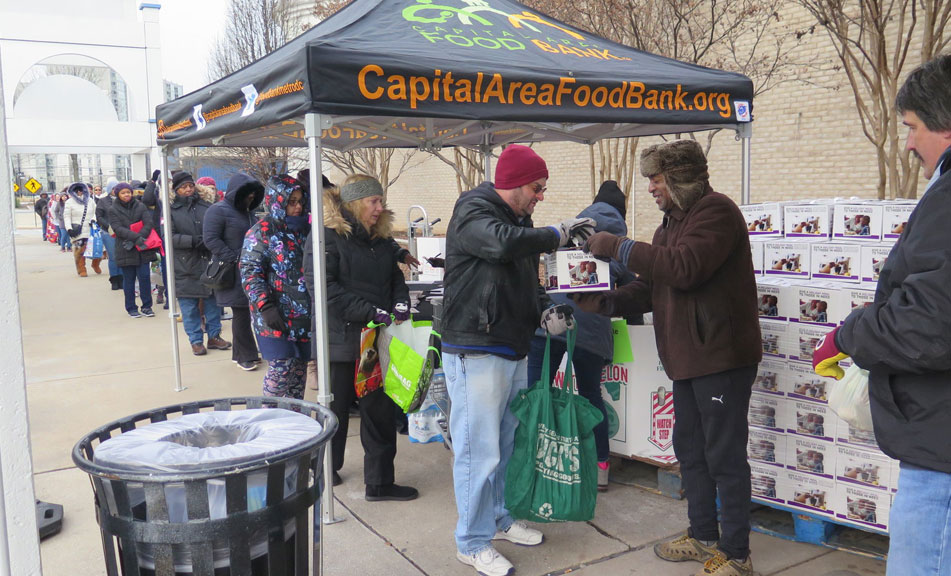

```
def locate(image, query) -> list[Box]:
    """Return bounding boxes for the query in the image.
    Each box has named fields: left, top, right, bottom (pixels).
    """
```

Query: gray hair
left=896, top=54, right=951, bottom=132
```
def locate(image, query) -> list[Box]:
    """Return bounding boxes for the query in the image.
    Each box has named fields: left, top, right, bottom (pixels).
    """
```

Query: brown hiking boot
left=207, top=336, right=232, bottom=350
left=654, top=534, right=717, bottom=563
left=191, top=343, right=207, bottom=356
left=695, top=551, right=753, bottom=576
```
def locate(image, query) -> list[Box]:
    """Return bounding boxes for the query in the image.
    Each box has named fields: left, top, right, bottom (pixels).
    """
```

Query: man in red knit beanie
left=441, top=144, right=596, bottom=576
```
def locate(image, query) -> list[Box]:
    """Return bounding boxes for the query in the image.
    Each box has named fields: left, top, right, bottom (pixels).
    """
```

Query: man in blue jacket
left=813, top=54, right=951, bottom=575
left=442, top=144, right=595, bottom=576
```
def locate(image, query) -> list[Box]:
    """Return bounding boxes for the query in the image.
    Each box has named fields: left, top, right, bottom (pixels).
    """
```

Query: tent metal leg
left=159, top=150, right=185, bottom=392
left=738, top=123, right=752, bottom=205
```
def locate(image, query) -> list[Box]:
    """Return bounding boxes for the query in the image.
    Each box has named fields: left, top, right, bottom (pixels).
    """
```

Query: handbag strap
left=564, top=326, right=577, bottom=403
left=77, top=198, right=89, bottom=230
left=541, top=332, right=552, bottom=387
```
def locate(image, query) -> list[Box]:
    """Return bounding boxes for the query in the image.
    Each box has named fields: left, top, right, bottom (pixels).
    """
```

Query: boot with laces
left=654, top=533, right=717, bottom=563
left=695, top=551, right=753, bottom=576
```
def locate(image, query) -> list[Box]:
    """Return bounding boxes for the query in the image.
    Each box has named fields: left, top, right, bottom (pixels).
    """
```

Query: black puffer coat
left=95, top=195, right=114, bottom=233
left=202, top=173, right=265, bottom=307
left=304, top=188, right=410, bottom=362
left=108, top=197, right=156, bottom=267
left=169, top=193, right=213, bottom=299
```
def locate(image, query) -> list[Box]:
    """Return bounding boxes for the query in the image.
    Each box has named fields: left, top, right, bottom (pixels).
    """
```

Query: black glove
left=135, top=237, right=148, bottom=250
left=191, top=237, right=206, bottom=250
left=259, top=303, right=284, bottom=331
left=151, top=169, right=161, bottom=183
left=122, top=240, right=134, bottom=251
left=67, top=225, right=81, bottom=238
left=425, top=256, right=445, bottom=268
left=540, top=304, right=575, bottom=335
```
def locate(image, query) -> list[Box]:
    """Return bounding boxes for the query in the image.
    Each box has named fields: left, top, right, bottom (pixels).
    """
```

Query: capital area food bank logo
left=402, top=0, right=631, bottom=62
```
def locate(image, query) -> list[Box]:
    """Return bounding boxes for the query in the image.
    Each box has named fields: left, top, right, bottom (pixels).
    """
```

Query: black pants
left=230, top=305, right=259, bottom=362
left=672, top=364, right=757, bottom=560
left=329, top=361, right=397, bottom=487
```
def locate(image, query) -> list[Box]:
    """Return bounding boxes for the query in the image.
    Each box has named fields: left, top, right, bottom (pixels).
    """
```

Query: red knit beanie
left=494, top=144, right=548, bottom=189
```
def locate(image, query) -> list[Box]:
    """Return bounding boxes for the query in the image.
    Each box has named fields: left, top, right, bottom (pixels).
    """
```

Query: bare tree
left=322, top=148, right=425, bottom=194
left=798, top=0, right=951, bottom=198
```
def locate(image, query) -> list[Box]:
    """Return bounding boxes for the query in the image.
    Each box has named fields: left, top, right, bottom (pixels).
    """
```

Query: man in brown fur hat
left=578, top=139, right=761, bottom=576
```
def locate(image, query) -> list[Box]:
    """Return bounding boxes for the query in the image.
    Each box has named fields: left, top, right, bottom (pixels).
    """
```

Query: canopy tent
left=153, top=1, right=754, bottom=569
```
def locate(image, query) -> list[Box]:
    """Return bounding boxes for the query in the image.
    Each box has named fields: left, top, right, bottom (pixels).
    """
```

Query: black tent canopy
left=153, top=1, right=754, bottom=557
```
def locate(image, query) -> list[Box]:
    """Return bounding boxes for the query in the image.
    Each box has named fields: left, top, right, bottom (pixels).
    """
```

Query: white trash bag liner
left=93, top=409, right=323, bottom=572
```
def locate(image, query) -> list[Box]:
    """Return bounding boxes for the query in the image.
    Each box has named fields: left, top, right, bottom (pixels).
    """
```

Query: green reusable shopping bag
left=504, top=329, right=604, bottom=522
left=377, top=318, right=441, bottom=413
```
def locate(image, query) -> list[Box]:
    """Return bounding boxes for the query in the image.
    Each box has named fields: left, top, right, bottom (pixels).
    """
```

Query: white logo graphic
left=192, top=105, right=206, bottom=131
left=734, top=100, right=751, bottom=122
left=537, top=502, right=554, bottom=519
left=241, top=84, right=259, bottom=117
left=712, top=395, right=725, bottom=405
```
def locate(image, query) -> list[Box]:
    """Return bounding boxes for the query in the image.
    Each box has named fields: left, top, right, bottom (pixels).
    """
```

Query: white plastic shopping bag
left=829, top=363, right=873, bottom=431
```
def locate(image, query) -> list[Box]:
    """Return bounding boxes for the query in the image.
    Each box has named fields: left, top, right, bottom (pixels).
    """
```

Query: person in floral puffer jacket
left=240, top=174, right=312, bottom=399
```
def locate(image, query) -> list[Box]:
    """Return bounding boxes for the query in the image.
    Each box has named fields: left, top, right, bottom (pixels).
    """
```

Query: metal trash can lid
left=93, top=408, right=322, bottom=473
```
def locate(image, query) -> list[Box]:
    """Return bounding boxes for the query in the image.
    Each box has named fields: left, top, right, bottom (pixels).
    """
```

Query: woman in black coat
left=203, top=173, right=265, bottom=370
left=108, top=182, right=156, bottom=318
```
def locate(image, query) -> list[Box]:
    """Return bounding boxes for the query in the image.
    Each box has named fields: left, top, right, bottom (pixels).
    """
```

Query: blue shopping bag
left=84, top=223, right=104, bottom=259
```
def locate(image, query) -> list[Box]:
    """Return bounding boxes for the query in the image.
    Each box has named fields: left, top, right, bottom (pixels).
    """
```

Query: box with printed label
left=860, top=244, right=892, bottom=283
left=753, top=358, right=786, bottom=396
left=835, top=419, right=880, bottom=450
left=751, top=462, right=785, bottom=504
left=756, top=279, right=788, bottom=321
left=890, top=459, right=901, bottom=493
left=785, top=359, right=830, bottom=403
left=414, top=236, right=446, bottom=281
left=543, top=249, right=611, bottom=293
left=836, top=444, right=893, bottom=491
left=759, top=319, right=790, bottom=359
left=834, top=483, right=890, bottom=532
left=788, top=400, right=836, bottom=441
left=750, top=239, right=766, bottom=275
left=784, top=204, right=833, bottom=238
left=789, top=285, right=841, bottom=327
left=749, top=392, right=787, bottom=432
left=786, top=435, right=835, bottom=478
left=789, top=323, right=834, bottom=364
left=764, top=239, right=817, bottom=279
left=780, top=470, right=836, bottom=516
left=741, top=203, right=784, bottom=236
left=810, top=243, right=862, bottom=282
left=842, top=284, right=876, bottom=314
left=833, top=203, right=884, bottom=241
left=883, top=203, right=916, bottom=241
left=749, top=427, right=786, bottom=467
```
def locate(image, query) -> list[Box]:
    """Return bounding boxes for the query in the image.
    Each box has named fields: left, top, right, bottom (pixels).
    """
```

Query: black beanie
left=172, top=171, right=194, bottom=191
left=594, top=180, right=627, bottom=219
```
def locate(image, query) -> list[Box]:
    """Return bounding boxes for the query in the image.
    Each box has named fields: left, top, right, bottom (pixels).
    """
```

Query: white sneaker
left=494, top=520, right=543, bottom=546
left=456, top=546, right=513, bottom=576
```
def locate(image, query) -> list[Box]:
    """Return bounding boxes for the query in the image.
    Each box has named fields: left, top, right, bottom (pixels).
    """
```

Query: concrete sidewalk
left=14, top=229, right=887, bottom=576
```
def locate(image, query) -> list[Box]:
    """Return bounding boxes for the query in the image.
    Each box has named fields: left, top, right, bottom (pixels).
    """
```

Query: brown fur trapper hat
left=640, top=139, right=709, bottom=210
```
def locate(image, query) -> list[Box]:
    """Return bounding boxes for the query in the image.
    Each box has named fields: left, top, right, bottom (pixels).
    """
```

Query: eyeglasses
left=287, top=198, right=304, bottom=207
left=529, top=182, right=547, bottom=195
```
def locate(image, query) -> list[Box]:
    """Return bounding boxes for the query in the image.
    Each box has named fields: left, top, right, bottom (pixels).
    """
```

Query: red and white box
left=786, top=435, right=836, bottom=478
left=753, top=358, right=786, bottom=396
left=834, top=483, right=891, bottom=532
left=785, top=359, right=830, bottom=404
left=751, top=462, right=785, bottom=504
left=784, top=204, right=833, bottom=238
left=788, top=399, right=836, bottom=442
left=749, top=392, right=787, bottom=433
left=836, top=444, right=894, bottom=491
left=781, top=470, right=836, bottom=516
left=741, top=203, right=784, bottom=236
left=882, top=203, right=916, bottom=241
left=543, top=249, right=612, bottom=293
left=810, top=243, right=862, bottom=283
left=833, top=203, right=884, bottom=241
left=749, top=427, right=786, bottom=467
left=860, top=244, right=892, bottom=283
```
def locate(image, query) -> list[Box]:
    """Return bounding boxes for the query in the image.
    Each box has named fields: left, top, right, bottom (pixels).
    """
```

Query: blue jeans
left=101, top=233, right=119, bottom=277
left=444, top=351, right=527, bottom=555
left=178, top=296, right=222, bottom=345
left=121, top=263, right=152, bottom=314
left=57, top=226, right=71, bottom=250
left=527, top=335, right=610, bottom=462
left=41, top=216, right=47, bottom=239
left=887, top=463, right=951, bottom=575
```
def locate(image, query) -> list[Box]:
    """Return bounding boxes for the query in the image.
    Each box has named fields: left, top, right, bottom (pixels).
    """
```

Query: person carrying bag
left=505, top=327, right=603, bottom=523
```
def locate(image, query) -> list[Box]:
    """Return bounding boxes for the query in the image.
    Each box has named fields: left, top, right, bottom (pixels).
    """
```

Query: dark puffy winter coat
left=203, top=173, right=264, bottom=307
left=95, top=195, right=113, bottom=233
left=108, top=197, right=156, bottom=267
left=142, top=180, right=163, bottom=233
left=441, top=182, right=559, bottom=356
left=304, top=187, right=410, bottom=362
left=240, top=175, right=311, bottom=341
left=837, top=148, right=951, bottom=473
left=169, top=193, right=213, bottom=299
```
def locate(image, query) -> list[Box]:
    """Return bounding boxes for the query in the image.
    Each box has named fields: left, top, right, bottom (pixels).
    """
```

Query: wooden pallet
left=609, top=455, right=684, bottom=500
left=750, top=501, right=889, bottom=560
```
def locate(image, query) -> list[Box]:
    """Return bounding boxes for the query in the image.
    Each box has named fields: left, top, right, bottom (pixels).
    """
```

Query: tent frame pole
left=482, top=132, right=492, bottom=181
left=159, top=149, right=185, bottom=392
left=738, top=123, right=752, bottom=205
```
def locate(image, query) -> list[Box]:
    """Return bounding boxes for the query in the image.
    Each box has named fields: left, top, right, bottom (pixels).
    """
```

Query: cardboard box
left=785, top=359, right=829, bottom=403
left=835, top=418, right=881, bottom=450
left=749, top=392, right=787, bottom=432
left=883, top=203, right=916, bottom=241
left=414, top=236, right=446, bottom=281
left=788, top=399, right=836, bottom=441
left=786, top=435, right=835, bottom=478
left=749, top=427, right=786, bottom=467
left=834, top=483, right=890, bottom=532
left=750, top=462, right=784, bottom=504
left=741, top=203, right=784, bottom=236
left=843, top=284, right=876, bottom=314
left=753, top=358, right=786, bottom=396
left=810, top=243, right=862, bottom=282
left=789, top=284, right=841, bottom=327
left=789, top=323, right=834, bottom=364
left=836, top=444, right=893, bottom=491
left=759, top=319, right=790, bottom=359
left=543, top=249, right=611, bottom=293
left=833, top=203, right=884, bottom=241
left=784, top=204, right=833, bottom=238
left=781, top=470, right=836, bottom=516
left=860, top=244, right=892, bottom=283
left=750, top=239, right=766, bottom=275
left=764, top=239, right=817, bottom=279
left=756, top=279, right=788, bottom=321
left=890, top=459, right=901, bottom=493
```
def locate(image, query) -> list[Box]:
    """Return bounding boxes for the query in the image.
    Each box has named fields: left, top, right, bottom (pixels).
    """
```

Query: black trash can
left=73, top=396, right=337, bottom=576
